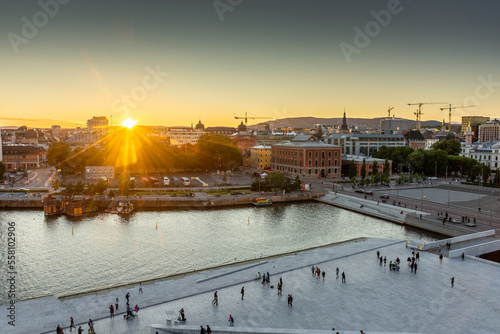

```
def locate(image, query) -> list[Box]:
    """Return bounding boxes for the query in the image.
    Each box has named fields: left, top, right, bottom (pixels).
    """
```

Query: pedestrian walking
left=200, top=325, right=206, bottom=334
left=439, top=254, right=443, bottom=263
left=380, top=256, right=383, bottom=265
left=126, top=292, right=130, bottom=304
left=77, top=326, right=83, bottom=334
left=69, top=317, right=76, bottom=331
left=109, top=304, right=114, bottom=317
left=322, top=271, right=326, bottom=281
left=336, top=267, right=339, bottom=278
left=287, top=294, right=293, bottom=306
left=451, top=276, right=454, bottom=287
left=139, top=282, right=143, bottom=294
left=414, top=262, right=417, bottom=274
left=241, top=286, right=244, bottom=300
left=212, top=291, right=218, bottom=306
left=341, top=272, right=346, bottom=283
left=116, top=297, right=119, bottom=311
left=461, top=252, right=465, bottom=260
left=377, top=250, right=380, bottom=258
left=277, top=282, right=282, bottom=295
left=228, top=314, right=234, bottom=326
left=410, top=262, right=414, bottom=273
left=311, top=265, right=315, bottom=276
left=416, top=252, right=420, bottom=261
left=134, top=304, right=139, bottom=316
left=206, top=325, right=212, bottom=334
left=384, top=256, right=386, bottom=266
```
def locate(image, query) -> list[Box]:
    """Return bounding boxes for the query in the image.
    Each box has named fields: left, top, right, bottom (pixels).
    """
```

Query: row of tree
left=47, top=131, right=243, bottom=176
left=374, top=139, right=492, bottom=183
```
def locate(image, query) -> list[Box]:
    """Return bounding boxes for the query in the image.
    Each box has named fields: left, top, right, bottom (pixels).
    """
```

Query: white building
left=460, top=141, right=500, bottom=170
left=87, top=116, right=109, bottom=136
left=85, top=166, right=115, bottom=180
left=326, top=133, right=405, bottom=156
left=163, top=126, right=205, bottom=147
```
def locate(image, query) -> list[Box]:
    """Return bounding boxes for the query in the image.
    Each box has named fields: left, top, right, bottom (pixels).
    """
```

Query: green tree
left=360, top=158, right=366, bottom=181
left=431, top=139, right=461, bottom=155
left=197, top=133, right=242, bottom=171
left=47, top=142, right=72, bottom=173
left=383, top=158, right=390, bottom=178
left=74, top=181, right=84, bottom=194
left=266, top=172, right=286, bottom=191
left=348, top=160, right=356, bottom=179
left=94, top=179, right=108, bottom=194
left=293, top=175, right=302, bottom=190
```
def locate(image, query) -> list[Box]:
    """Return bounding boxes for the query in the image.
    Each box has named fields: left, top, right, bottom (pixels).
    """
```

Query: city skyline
left=1, top=0, right=500, bottom=128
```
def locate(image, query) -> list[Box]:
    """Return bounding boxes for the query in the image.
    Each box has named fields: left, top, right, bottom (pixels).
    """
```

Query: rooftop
left=4, top=235, right=499, bottom=334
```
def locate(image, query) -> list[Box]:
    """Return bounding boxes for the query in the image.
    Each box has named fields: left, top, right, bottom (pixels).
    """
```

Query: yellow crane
left=234, top=112, right=274, bottom=126
left=440, top=104, right=476, bottom=132
left=387, top=106, right=394, bottom=118
left=407, top=102, right=447, bottom=130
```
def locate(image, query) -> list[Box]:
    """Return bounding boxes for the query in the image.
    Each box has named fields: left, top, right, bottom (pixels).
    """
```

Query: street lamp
left=447, top=182, right=451, bottom=208
left=490, top=191, right=494, bottom=225
left=435, top=161, right=437, bottom=178
left=421, top=184, right=424, bottom=209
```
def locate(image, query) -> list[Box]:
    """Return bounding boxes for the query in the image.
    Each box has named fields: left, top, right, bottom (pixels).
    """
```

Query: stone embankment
left=317, top=192, right=483, bottom=238
left=0, top=192, right=321, bottom=210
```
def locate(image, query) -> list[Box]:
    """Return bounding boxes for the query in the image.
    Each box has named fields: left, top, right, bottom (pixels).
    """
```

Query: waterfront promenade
left=2, top=237, right=499, bottom=334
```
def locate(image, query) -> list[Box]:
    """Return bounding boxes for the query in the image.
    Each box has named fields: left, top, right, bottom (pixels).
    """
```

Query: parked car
left=428, top=176, right=437, bottom=180
left=355, top=189, right=365, bottom=193
left=366, top=191, right=373, bottom=195
left=379, top=194, right=390, bottom=199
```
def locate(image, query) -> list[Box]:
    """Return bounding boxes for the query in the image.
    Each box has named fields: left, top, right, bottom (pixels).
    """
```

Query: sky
left=1, top=0, right=499, bottom=128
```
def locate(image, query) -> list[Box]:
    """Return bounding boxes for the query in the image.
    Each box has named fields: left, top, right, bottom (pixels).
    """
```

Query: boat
left=110, top=201, right=134, bottom=214
left=253, top=198, right=272, bottom=206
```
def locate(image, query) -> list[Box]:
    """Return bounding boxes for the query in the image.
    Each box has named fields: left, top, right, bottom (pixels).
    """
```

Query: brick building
left=271, top=142, right=342, bottom=179
left=2, top=145, right=46, bottom=170
left=341, top=155, right=392, bottom=178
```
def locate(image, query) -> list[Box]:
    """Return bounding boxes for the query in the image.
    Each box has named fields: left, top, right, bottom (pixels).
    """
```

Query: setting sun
left=122, top=118, right=137, bottom=129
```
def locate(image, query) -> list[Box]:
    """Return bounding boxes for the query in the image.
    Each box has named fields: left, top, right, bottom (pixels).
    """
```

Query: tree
left=197, top=133, right=242, bottom=171
left=360, top=158, right=366, bottom=181
left=383, top=158, right=390, bottom=178
left=266, top=172, right=286, bottom=191
left=348, top=160, right=356, bottom=179
left=431, top=139, right=461, bottom=155
left=47, top=142, right=71, bottom=173
left=94, top=179, right=108, bottom=194
left=74, top=181, right=84, bottom=194
left=293, top=175, right=302, bottom=190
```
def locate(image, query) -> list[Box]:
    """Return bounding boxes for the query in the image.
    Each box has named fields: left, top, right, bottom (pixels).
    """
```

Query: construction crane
left=234, top=112, right=273, bottom=126
left=387, top=106, right=394, bottom=118
left=407, top=102, right=447, bottom=130
left=440, top=104, right=476, bottom=132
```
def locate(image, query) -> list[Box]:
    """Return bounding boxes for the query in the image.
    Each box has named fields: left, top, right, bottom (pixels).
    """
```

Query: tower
left=340, top=109, right=349, bottom=133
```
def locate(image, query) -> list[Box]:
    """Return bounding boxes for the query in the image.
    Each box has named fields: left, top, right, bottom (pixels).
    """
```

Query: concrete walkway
left=2, top=238, right=499, bottom=334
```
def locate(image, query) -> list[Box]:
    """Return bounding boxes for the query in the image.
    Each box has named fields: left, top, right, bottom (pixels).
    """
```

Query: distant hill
left=251, top=117, right=441, bottom=129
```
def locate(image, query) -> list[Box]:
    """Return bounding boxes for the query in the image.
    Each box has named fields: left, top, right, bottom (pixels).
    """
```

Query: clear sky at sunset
left=1, top=0, right=499, bottom=128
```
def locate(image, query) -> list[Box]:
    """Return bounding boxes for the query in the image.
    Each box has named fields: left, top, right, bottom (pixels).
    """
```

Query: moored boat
left=253, top=198, right=272, bottom=206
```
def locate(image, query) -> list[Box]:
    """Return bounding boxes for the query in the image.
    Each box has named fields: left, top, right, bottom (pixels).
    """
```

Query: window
left=308, top=152, right=312, bottom=158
